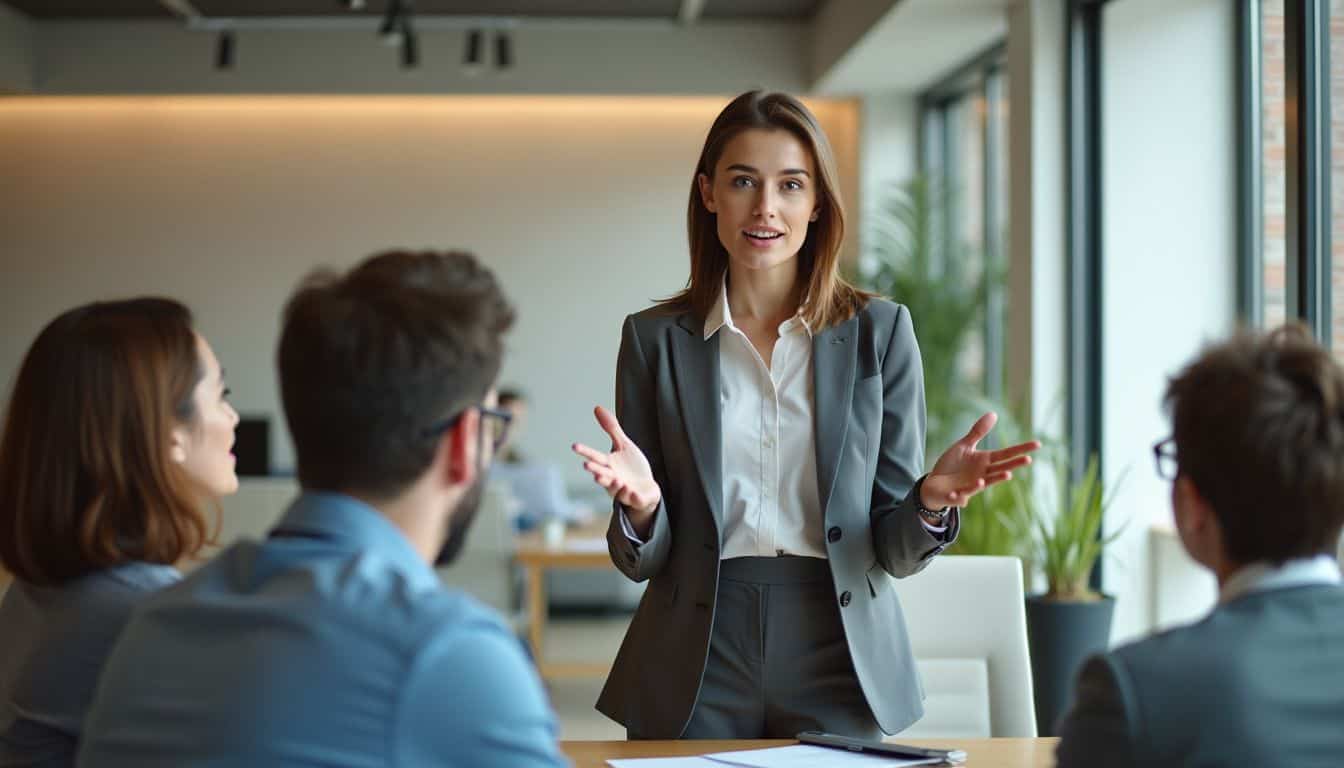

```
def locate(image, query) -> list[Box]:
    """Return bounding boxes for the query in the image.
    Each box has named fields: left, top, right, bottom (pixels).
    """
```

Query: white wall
left=857, top=89, right=918, bottom=261
left=31, top=20, right=808, bottom=95
left=0, top=95, right=860, bottom=484
left=1101, top=0, right=1237, bottom=644
left=0, top=3, right=33, bottom=93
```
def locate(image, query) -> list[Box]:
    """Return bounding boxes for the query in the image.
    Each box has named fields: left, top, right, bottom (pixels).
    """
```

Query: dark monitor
left=233, top=416, right=271, bottom=477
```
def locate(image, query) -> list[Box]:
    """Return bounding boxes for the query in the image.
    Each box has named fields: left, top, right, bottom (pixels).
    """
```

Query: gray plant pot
left=1024, top=594, right=1115, bottom=736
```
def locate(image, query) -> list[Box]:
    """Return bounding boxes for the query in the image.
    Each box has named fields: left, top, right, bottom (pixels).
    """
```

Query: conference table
left=561, top=738, right=1058, bottom=767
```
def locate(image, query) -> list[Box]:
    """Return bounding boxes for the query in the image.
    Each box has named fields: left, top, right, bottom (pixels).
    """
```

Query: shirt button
left=827, top=526, right=842, bottom=543
left=839, top=591, right=852, bottom=607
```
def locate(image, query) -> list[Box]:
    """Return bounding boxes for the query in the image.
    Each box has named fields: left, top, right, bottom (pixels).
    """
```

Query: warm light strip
left=0, top=95, right=854, bottom=115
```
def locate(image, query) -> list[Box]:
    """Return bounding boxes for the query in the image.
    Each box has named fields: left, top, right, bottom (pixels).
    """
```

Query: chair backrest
left=889, top=555, right=1036, bottom=738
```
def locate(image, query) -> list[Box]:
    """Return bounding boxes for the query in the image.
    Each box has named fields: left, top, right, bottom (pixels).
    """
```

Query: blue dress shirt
left=0, top=562, right=180, bottom=768
left=77, top=492, right=568, bottom=768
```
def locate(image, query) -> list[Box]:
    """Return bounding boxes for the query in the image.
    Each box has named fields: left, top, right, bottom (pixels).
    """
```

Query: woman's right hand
left=572, top=406, right=662, bottom=535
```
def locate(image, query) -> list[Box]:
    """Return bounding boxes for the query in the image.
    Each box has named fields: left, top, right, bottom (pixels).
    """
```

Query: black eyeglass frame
left=1152, top=436, right=1178, bottom=481
left=421, top=404, right=514, bottom=456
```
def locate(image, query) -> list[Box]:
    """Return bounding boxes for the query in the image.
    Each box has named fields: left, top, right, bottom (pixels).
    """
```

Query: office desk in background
left=561, top=739, right=1059, bottom=768
left=514, top=523, right=617, bottom=681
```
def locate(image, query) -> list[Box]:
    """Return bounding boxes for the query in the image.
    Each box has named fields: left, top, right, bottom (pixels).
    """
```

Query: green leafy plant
left=856, top=176, right=990, bottom=459
left=1018, top=450, right=1126, bottom=601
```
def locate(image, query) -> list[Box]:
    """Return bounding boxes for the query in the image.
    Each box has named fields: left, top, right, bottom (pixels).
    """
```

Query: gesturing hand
left=921, top=412, right=1041, bottom=510
left=572, top=406, right=663, bottom=523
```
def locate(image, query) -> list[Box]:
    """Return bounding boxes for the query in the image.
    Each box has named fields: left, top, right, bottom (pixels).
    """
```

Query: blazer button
left=839, top=591, right=852, bottom=607
left=827, top=526, right=842, bottom=543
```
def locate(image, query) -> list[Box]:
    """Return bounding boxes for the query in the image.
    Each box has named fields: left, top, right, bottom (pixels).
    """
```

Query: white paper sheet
left=605, top=758, right=720, bottom=767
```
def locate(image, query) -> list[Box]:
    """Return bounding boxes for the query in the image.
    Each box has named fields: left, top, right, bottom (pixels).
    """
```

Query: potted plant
left=1015, top=449, right=1124, bottom=735
left=855, top=176, right=993, bottom=459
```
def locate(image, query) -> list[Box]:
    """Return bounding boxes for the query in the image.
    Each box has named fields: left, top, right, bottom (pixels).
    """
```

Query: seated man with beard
left=79, top=251, right=567, bottom=768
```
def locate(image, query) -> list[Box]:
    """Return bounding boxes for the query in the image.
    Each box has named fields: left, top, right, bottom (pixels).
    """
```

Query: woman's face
left=698, top=128, right=819, bottom=277
left=172, top=334, right=240, bottom=498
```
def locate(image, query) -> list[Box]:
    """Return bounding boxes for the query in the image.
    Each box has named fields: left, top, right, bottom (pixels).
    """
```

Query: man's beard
left=434, top=478, right=484, bottom=567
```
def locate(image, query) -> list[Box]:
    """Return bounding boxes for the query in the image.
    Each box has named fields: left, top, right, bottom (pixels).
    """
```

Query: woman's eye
left=732, top=176, right=755, bottom=188
left=222, top=387, right=232, bottom=400
left=783, top=180, right=804, bottom=191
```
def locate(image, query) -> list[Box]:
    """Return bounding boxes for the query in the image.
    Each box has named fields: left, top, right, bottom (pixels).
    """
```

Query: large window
left=919, top=47, right=1010, bottom=403
left=1245, top=0, right=1340, bottom=351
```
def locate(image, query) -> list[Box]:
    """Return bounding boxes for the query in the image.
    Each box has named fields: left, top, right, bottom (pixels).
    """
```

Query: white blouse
left=705, top=284, right=826, bottom=559
left=621, top=283, right=943, bottom=557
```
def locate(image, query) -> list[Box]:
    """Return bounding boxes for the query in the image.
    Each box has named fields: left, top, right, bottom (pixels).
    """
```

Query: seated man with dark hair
left=78, top=251, right=568, bottom=767
left=1056, top=324, right=1344, bottom=768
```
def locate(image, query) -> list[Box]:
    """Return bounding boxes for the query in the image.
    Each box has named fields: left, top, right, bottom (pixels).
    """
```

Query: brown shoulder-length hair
left=0, top=298, right=211, bottom=586
left=660, top=90, right=875, bottom=330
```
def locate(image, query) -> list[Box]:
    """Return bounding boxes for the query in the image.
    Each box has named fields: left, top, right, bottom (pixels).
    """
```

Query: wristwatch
left=914, top=477, right=951, bottom=523
left=916, top=500, right=951, bottom=524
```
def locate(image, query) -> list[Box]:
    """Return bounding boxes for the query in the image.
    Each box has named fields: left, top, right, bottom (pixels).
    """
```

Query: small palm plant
left=1019, top=451, right=1125, bottom=601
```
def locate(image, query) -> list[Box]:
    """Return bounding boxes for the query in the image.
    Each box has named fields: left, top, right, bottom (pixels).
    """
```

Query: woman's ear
left=697, top=173, right=717, bottom=213
left=169, top=424, right=189, bottom=465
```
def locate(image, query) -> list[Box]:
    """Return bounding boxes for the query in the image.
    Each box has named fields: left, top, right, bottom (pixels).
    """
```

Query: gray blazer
left=595, top=298, right=957, bottom=738
left=1055, top=584, right=1344, bottom=768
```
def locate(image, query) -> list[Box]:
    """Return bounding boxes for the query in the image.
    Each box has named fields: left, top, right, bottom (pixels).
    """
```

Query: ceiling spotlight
left=379, top=0, right=404, bottom=45
left=494, top=31, right=512, bottom=71
left=215, top=30, right=234, bottom=71
left=343, top=0, right=366, bottom=9
left=400, top=18, right=418, bottom=69
left=463, top=29, right=483, bottom=74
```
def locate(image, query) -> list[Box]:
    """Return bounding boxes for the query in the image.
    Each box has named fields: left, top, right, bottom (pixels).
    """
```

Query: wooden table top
left=561, top=738, right=1059, bottom=767
left=514, top=522, right=615, bottom=568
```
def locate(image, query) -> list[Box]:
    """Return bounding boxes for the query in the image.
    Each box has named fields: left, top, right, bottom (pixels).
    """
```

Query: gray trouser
left=681, top=556, right=881, bottom=740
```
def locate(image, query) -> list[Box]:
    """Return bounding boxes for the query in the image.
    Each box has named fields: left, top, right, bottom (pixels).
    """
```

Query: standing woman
left=572, top=91, right=1038, bottom=740
left=0, top=298, right=240, bottom=766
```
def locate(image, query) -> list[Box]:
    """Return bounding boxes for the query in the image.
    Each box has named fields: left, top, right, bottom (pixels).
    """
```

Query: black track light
left=494, top=31, right=512, bottom=71
left=400, top=18, right=418, bottom=69
left=379, top=0, right=403, bottom=45
left=463, top=29, right=483, bottom=73
left=215, top=30, right=234, bottom=70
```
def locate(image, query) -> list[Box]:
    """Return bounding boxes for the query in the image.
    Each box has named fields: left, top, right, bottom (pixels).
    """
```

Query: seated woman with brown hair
left=0, top=298, right=239, bottom=767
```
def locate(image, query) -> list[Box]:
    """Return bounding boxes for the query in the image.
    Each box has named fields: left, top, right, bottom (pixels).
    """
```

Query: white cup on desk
left=542, top=517, right=566, bottom=548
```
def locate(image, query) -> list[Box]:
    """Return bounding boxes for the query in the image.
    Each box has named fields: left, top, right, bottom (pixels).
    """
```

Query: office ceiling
left=1, top=0, right=822, bottom=21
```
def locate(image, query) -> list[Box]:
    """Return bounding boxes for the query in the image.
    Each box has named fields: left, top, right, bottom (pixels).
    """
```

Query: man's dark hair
left=278, top=250, right=515, bottom=498
left=1165, top=323, right=1344, bottom=564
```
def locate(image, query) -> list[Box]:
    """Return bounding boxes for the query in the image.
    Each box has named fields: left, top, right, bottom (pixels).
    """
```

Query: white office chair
left=888, top=555, right=1036, bottom=738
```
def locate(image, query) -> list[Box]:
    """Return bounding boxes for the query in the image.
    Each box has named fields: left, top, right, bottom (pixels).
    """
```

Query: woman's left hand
left=921, top=412, right=1041, bottom=510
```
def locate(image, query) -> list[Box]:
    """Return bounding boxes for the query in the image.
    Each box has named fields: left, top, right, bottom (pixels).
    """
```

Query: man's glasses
left=1152, top=436, right=1178, bottom=480
left=422, top=405, right=514, bottom=454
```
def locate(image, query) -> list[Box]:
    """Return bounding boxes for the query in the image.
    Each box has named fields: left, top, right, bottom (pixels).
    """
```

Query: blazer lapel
left=813, top=315, right=858, bottom=522
left=669, top=313, right=724, bottom=532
